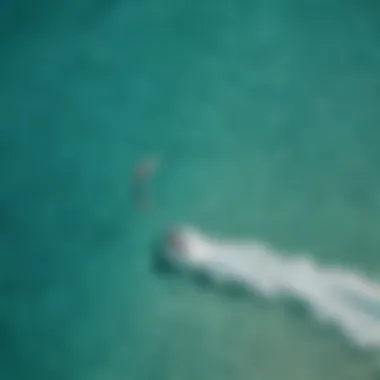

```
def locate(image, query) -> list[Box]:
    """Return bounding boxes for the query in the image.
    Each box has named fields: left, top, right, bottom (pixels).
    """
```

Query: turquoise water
left=1, top=1, right=380, bottom=379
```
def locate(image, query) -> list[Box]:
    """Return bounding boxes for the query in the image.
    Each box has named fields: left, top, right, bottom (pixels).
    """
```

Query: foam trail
left=162, top=226, right=380, bottom=350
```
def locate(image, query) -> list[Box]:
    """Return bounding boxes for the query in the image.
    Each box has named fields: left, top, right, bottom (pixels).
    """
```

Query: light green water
left=1, top=1, right=380, bottom=379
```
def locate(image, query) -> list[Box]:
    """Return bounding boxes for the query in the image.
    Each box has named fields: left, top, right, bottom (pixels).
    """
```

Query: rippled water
left=1, top=1, right=380, bottom=379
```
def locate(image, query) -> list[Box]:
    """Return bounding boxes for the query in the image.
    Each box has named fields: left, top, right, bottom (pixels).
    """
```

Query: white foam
left=167, top=226, right=380, bottom=350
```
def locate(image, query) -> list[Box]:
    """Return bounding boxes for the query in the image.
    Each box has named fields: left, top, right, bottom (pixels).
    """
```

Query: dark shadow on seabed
left=150, top=232, right=281, bottom=306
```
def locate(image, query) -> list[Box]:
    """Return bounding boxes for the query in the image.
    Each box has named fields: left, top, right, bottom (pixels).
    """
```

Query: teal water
left=1, top=1, right=380, bottom=379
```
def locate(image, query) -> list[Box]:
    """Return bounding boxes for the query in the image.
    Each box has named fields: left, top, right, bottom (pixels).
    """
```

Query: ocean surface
left=1, top=1, right=380, bottom=379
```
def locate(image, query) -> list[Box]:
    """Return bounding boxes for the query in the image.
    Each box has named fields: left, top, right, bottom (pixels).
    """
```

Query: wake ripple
left=160, top=226, right=380, bottom=350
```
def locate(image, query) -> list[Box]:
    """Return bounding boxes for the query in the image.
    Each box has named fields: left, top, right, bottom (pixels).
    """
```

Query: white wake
left=164, top=226, right=380, bottom=350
